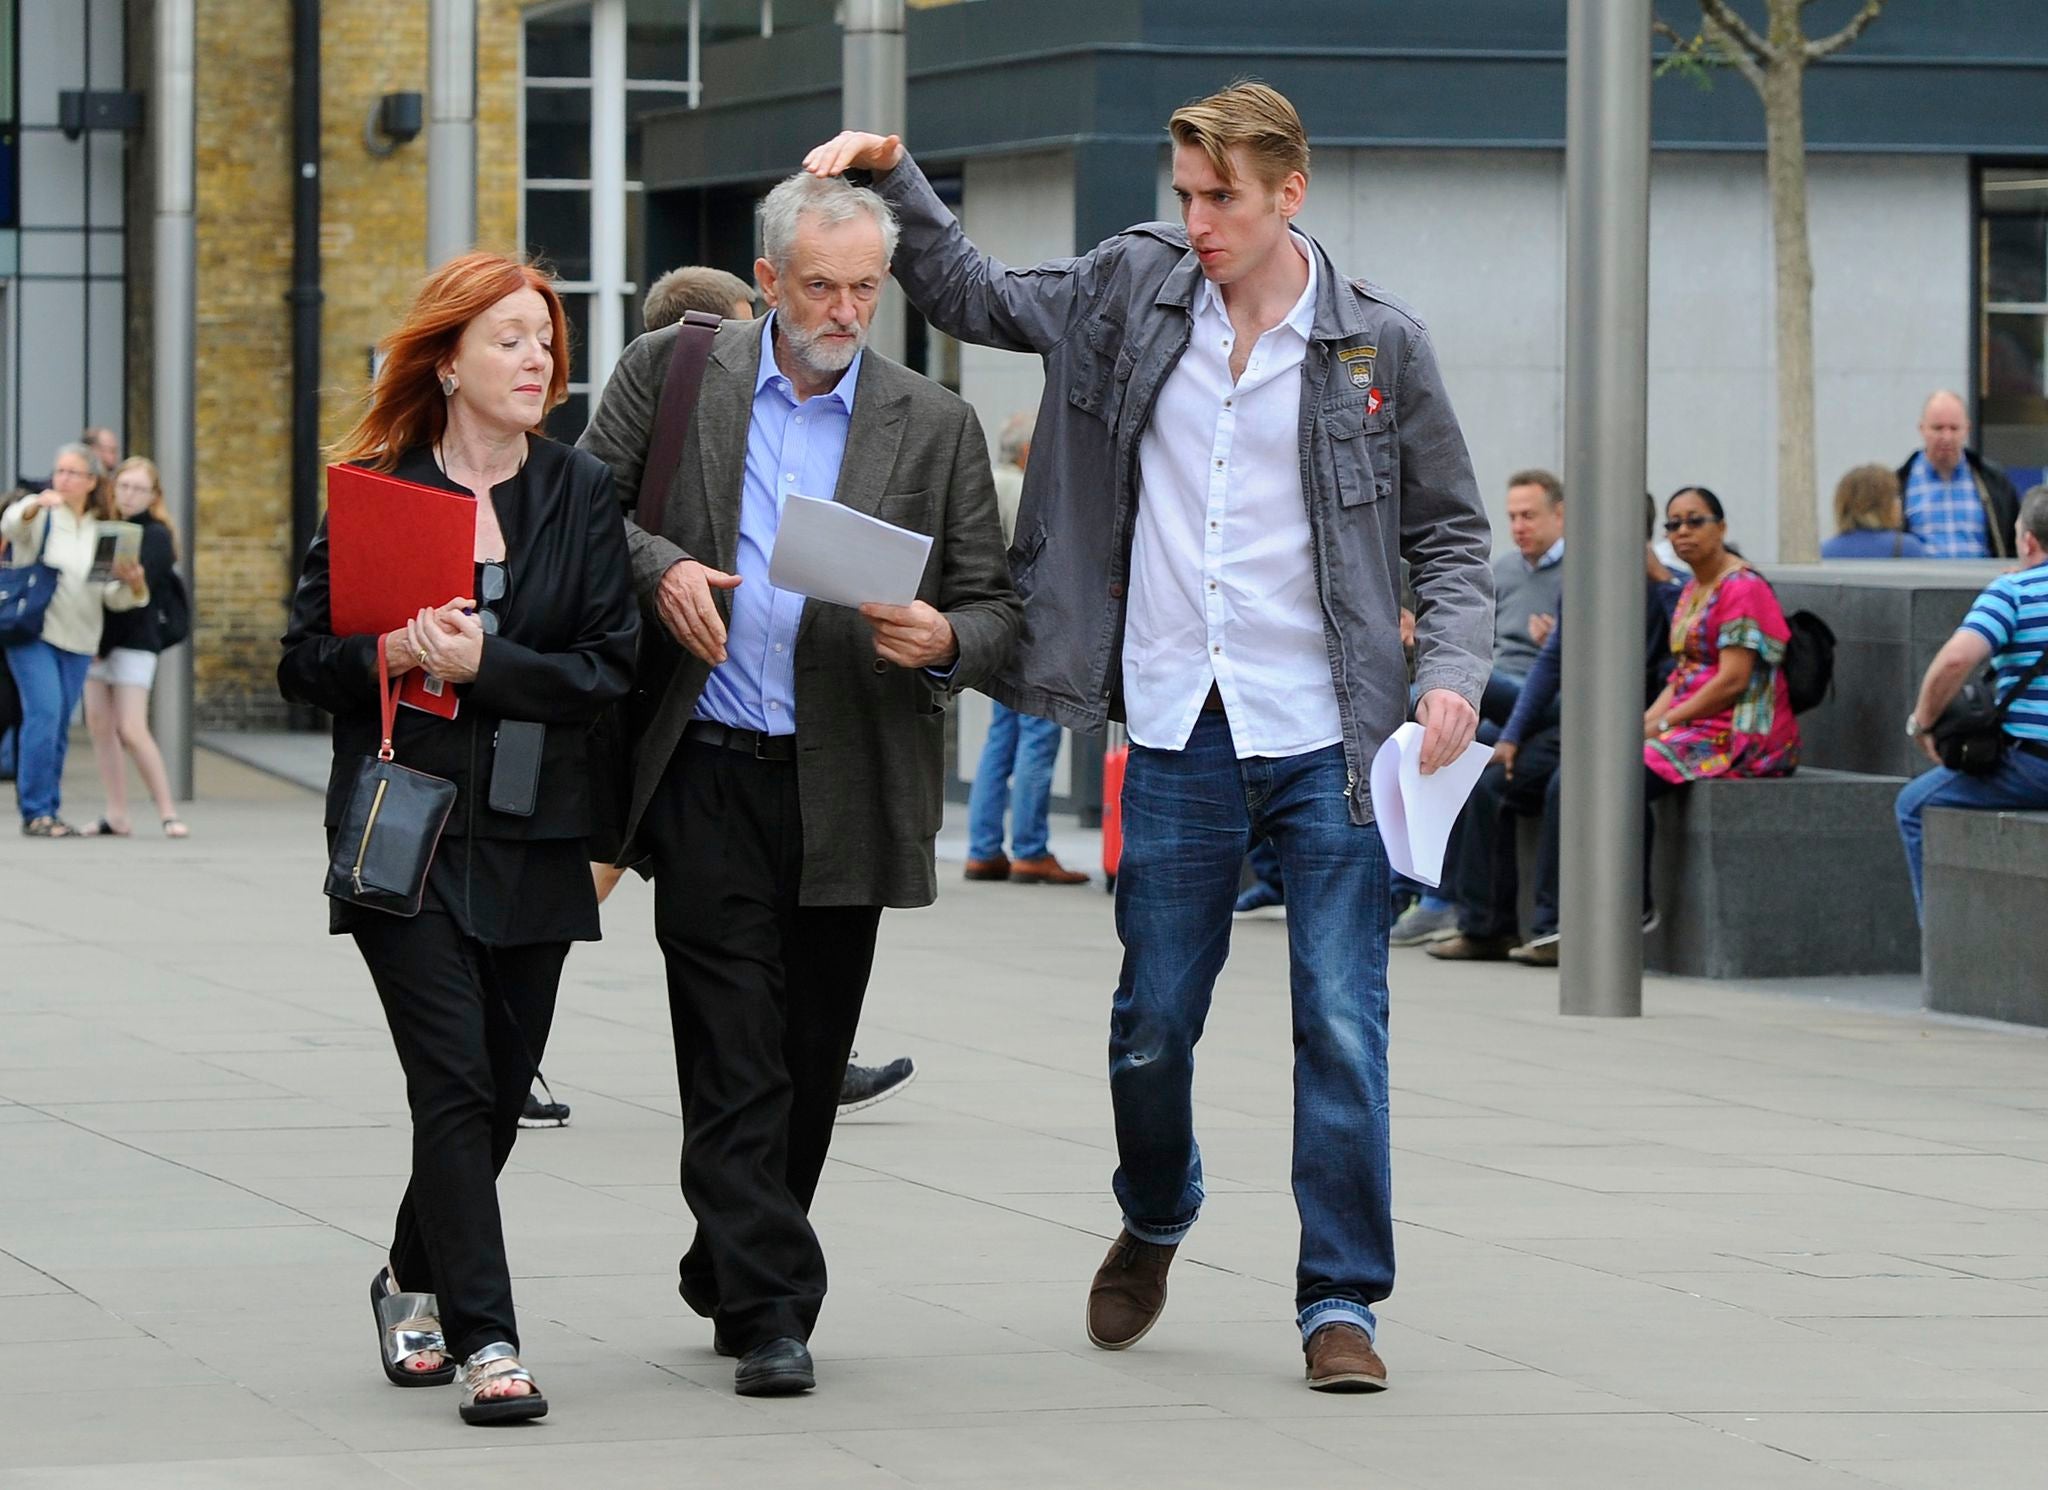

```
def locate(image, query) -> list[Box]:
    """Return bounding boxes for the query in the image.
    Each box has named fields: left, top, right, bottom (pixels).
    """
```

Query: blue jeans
left=1895, top=747, right=2048, bottom=919
left=1111, top=712, right=1394, bottom=1342
left=966, top=702, right=1062, bottom=861
left=6, top=640, right=92, bottom=823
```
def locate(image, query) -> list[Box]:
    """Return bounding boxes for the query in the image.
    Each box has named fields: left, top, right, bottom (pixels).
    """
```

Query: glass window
left=526, top=187, right=592, bottom=282
left=561, top=292, right=592, bottom=386
left=524, top=86, right=592, bottom=181
left=627, top=23, right=691, bottom=83
left=1977, top=166, right=2048, bottom=475
left=546, top=392, right=589, bottom=445
left=526, top=14, right=592, bottom=79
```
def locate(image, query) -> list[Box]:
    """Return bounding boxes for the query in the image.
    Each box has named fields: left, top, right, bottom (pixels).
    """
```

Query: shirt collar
left=1195, top=231, right=1317, bottom=337
left=1528, top=537, right=1565, bottom=572
left=757, top=311, right=861, bottom=413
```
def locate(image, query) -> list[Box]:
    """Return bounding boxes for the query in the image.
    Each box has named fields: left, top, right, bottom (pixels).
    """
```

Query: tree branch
left=1652, top=15, right=1690, bottom=47
left=1807, top=0, right=1884, bottom=60
left=1703, top=13, right=1768, bottom=90
left=1697, top=0, right=1776, bottom=65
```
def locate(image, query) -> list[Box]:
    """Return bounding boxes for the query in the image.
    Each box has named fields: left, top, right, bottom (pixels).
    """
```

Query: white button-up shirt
left=1124, top=236, right=1340, bottom=758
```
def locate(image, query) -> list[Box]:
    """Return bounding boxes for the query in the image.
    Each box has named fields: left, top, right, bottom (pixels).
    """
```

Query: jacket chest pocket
left=1066, top=318, right=1132, bottom=431
left=1327, top=403, right=1395, bottom=509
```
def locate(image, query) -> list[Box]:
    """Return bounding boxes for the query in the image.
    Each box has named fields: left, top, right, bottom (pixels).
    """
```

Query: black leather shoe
left=734, top=1336, right=814, bottom=1396
left=712, top=1328, right=736, bottom=1358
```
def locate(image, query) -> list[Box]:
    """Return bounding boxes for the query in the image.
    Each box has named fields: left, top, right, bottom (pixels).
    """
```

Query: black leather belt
left=683, top=719, right=798, bottom=761
left=2016, top=738, right=2048, bottom=763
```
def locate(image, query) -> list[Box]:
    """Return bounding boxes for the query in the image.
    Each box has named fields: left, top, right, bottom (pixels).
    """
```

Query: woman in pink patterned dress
left=1644, top=487, right=1802, bottom=790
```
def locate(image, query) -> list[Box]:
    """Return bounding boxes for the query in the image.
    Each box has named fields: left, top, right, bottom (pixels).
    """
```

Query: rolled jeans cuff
left=1121, top=1210, right=1197, bottom=1247
left=1298, top=1298, right=1377, bottom=1344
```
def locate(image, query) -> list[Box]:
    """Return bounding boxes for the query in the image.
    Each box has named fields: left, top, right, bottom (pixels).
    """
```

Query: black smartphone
left=488, top=721, right=545, bottom=817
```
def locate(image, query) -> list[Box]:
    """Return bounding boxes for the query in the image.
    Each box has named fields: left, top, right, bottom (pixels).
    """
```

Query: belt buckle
left=752, top=733, right=774, bottom=760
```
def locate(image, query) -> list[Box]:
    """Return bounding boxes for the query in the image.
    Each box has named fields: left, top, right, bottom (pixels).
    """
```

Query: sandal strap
left=460, top=1342, right=536, bottom=1400
left=375, top=1287, right=446, bottom=1359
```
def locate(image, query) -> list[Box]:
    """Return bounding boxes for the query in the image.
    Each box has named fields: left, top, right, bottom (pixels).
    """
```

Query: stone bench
left=1923, top=807, right=2048, bottom=1028
left=1643, top=767, right=1918, bottom=979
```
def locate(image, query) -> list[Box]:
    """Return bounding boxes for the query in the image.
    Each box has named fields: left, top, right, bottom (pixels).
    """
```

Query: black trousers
left=351, top=911, right=565, bottom=1362
left=642, top=740, right=883, bottom=1351
left=1453, top=725, right=1563, bottom=941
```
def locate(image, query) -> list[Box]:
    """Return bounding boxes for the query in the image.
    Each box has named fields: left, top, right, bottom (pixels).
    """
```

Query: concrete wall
left=1152, top=148, right=1972, bottom=562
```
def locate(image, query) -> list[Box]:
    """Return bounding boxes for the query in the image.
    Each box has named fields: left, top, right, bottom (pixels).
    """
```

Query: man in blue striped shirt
left=1896, top=485, right=2048, bottom=916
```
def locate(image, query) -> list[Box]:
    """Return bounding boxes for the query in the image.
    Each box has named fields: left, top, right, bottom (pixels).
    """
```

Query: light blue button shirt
left=694, top=313, right=862, bottom=735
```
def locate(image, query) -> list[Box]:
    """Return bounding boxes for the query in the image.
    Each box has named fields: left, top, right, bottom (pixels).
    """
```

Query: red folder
left=325, top=464, right=477, bottom=719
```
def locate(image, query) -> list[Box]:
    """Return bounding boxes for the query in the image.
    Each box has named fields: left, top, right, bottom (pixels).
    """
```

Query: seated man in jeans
left=1897, top=484, right=2048, bottom=918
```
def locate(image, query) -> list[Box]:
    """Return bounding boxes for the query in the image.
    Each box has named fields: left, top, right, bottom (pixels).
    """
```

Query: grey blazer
left=578, top=318, right=1021, bottom=908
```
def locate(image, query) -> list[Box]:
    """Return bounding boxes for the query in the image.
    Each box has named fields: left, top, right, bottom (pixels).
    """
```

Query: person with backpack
left=2, top=443, right=149, bottom=838
left=1896, top=485, right=2048, bottom=919
left=82, top=457, right=190, bottom=838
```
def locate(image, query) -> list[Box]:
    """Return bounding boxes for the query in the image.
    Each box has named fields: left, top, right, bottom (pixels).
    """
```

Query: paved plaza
left=3, top=747, right=2047, bottom=1488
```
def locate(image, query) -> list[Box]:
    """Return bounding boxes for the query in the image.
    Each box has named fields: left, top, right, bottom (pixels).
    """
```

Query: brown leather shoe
left=1425, top=933, right=1518, bottom=962
left=1508, top=939, right=1559, bottom=967
left=1010, top=854, right=1089, bottom=886
left=963, top=855, right=1011, bottom=881
left=1085, top=1230, right=1177, bottom=1350
left=1304, top=1322, right=1388, bottom=1392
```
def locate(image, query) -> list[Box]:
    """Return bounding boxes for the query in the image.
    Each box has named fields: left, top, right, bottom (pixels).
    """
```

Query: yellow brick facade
left=189, top=0, right=526, bottom=726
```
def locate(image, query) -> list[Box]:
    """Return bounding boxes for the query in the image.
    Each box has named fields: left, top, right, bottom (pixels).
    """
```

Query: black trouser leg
left=1455, top=726, right=1560, bottom=941
left=646, top=742, right=879, bottom=1352
left=353, top=913, right=566, bottom=1361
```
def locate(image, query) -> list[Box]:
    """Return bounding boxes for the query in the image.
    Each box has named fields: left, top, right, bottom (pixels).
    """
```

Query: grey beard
left=780, top=317, right=865, bottom=376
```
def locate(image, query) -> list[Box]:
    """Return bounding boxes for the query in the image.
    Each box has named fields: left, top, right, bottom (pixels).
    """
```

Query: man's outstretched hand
left=804, top=132, right=905, bottom=179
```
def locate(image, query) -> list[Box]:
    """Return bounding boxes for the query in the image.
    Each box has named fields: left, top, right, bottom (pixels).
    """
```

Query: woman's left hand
left=112, top=557, right=145, bottom=593
left=407, top=603, right=485, bottom=684
left=1643, top=713, right=1669, bottom=741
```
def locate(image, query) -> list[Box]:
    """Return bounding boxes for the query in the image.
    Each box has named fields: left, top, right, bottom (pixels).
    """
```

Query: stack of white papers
left=1369, top=722, right=1493, bottom=887
left=767, top=493, right=934, bottom=609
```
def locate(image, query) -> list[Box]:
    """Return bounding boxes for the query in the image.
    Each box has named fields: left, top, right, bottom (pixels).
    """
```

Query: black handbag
left=324, top=640, right=458, bottom=916
left=1931, top=646, right=2048, bottom=776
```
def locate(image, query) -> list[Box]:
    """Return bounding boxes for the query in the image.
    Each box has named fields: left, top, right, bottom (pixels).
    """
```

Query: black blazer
left=278, top=438, right=638, bottom=842
left=99, top=514, right=178, bottom=655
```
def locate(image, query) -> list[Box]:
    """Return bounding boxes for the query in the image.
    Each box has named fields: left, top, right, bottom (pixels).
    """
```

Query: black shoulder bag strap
left=633, top=309, right=725, bottom=538
left=1992, top=641, right=2048, bottom=730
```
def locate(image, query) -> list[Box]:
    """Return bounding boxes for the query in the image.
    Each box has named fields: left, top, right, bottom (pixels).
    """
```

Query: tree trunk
left=1762, top=50, right=1820, bottom=562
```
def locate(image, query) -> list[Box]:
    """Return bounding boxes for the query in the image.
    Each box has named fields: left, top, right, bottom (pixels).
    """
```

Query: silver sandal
left=371, top=1267, right=455, bottom=1387
left=458, top=1340, right=548, bottom=1425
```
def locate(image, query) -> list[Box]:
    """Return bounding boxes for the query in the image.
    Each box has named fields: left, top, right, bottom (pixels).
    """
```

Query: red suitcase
left=1101, top=726, right=1128, bottom=892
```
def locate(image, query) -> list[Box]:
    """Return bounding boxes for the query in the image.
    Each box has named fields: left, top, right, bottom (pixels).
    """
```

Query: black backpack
left=1780, top=608, right=1835, bottom=714
left=152, top=569, right=191, bottom=649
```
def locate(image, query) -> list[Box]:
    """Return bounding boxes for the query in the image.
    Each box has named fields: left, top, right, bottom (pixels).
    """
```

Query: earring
left=440, top=372, right=459, bottom=396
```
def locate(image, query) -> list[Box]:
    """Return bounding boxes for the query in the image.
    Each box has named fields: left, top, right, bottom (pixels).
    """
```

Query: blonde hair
left=1832, top=463, right=1903, bottom=534
left=643, top=266, right=755, bottom=331
left=114, top=456, right=179, bottom=559
left=1167, top=80, right=1310, bottom=190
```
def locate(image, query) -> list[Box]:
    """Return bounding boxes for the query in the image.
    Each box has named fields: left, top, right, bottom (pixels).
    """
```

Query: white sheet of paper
left=766, top=493, right=934, bottom=610
left=1369, top=721, right=1493, bottom=887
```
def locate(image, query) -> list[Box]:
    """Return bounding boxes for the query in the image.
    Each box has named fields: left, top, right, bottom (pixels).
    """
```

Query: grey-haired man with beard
left=579, top=173, right=1019, bottom=1397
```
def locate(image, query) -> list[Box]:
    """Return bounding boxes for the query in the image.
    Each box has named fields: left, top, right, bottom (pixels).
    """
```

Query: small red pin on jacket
left=1367, top=386, right=1384, bottom=415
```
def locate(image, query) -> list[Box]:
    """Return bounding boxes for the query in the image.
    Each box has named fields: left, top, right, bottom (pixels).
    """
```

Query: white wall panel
left=17, top=1, right=86, bottom=128
left=18, top=280, right=87, bottom=466
left=18, top=132, right=85, bottom=228
left=88, top=279, right=125, bottom=440
left=89, top=133, right=126, bottom=227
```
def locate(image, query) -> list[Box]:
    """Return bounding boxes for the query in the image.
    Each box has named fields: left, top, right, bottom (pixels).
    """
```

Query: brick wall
left=188, top=0, right=526, bottom=728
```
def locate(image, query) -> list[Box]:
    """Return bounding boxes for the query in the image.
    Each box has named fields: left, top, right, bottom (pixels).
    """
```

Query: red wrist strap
left=377, top=634, right=400, bottom=761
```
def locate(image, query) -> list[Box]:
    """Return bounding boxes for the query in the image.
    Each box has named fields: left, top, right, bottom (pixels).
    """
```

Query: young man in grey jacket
left=809, top=82, right=1493, bottom=1391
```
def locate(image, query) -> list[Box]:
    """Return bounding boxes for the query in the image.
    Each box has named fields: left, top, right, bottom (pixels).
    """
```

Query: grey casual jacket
left=578, top=318, right=1022, bottom=907
left=873, top=154, right=1494, bottom=825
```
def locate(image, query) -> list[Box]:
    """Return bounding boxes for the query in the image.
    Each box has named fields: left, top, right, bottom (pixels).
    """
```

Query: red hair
left=333, top=252, right=571, bottom=471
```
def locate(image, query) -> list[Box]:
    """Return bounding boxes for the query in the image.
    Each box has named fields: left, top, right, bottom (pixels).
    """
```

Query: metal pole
left=589, top=0, right=628, bottom=395
left=842, top=0, right=905, bottom=362
left=1559, top=0, right=1650, bottom=1017
left=426, top=0, right=477, bottom=265
left=151, top=0, right=197, bottom=799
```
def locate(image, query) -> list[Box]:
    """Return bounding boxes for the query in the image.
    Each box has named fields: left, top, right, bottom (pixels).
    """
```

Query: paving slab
left=0, top=747, right=2043, bottom=1484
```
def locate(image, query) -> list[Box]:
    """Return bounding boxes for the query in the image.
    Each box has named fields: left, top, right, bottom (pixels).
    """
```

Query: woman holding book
left=82, top=456, right=188, bottom=839
left=278, top=251, right=637, bottom=1425
left=2, top=443, right=147, bottom=838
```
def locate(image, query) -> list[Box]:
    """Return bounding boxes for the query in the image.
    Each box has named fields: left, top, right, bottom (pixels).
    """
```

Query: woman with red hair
left=279, top=252, right=637, bottom=1425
